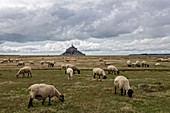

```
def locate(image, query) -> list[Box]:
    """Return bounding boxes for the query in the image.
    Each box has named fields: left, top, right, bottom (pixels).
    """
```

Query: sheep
left=40, top=61, right=45, bottom=65
left=114, top=76, right=133, bottom=97
left=107, top=65, right=120, bottom=75
left=17, top=61, right=25, bottom=66
left=28, top=83, right=64, bottom=108
left=141, top=61, right=149, bottom=67
left=66, top=68, right=73, bottom=80
left=61, top=64, right=66, bottom=70
left=135, top=61, right=140, bottom=67
left=3, top=59, right=8, bottom=63
left=65, top=64, right=80, bottom=74
left=93, top=68, right=107, bottom=79
left=15, top=59, right=19, bottom=62
left=8, top=59, right=13, bottom=63
left=29, top=61, right=34, bottom=65
left=127, top=60, right=131, bottom=67
left=99, top=58, right=103, bottom=62
left=46, top=61, right=55, bottom=67
left=155, top=63, right=160, bottom=66
left=16, top=66, right=32, bottom=78
left=104, top=61, right=111, bottom=66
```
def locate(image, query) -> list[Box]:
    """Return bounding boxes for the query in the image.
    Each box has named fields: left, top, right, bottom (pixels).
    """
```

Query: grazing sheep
left=66, top=68, right=74, bottom=80
left=61, top=64, right=66, bottom=70
left=155, top=63, right=160, bottom=66
left=46, top=61, right=55, bottom=67
left=104, top=61, right=111, bottom=66
left=16, top=66, right=32, bottom=78
left=8, top=59, right=13, bottom=63
left=17, top=61, right=25, bottom=66
left=135, top=61, right=140, bottom=67
left=141, top=61, right=149, bottom=67
left=99, top=58, right=103, bottom=62
left=127, top=60, right=131, bottom=67
left=29, top=61, right=34, bottom=65
left=107, top=65, right=120, bottom=75
left=40, top=61, right=45, bottom=65
left=3, top=59, right=8, bottom=63
left=114, top=76, right=133, bottom=97
left=93, top=68, right=107, bottom=79
left=66, top=64, right=80, bottom=74
left=28, top=84, right=64, bottom=108
left=15, top=59, right=19, bottom=62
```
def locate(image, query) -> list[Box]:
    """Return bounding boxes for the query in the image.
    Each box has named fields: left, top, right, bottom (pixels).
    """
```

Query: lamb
left=127, top=60, right=131, bottom=67
left=16, top=66, right=32, bottom=78
left=17, top=61, right=25, bottom=66
left=28, top=83, right=64, bottom=108
left=65, top=64, right=80, bottom=74
left=107, top=65, right=120, bottom=75
left=66, top=68, right=74, bottom=80
left=141, top=61, right=149, bottom=67
left=93, top=68, right=107, bottom=79
left=114, top=76, right=133, bottom=97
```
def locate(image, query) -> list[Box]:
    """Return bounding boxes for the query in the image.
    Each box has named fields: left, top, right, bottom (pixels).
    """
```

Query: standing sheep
left=107, top=65, right=120, bottom=75
left=66, top=68, right=74, bottom=80
left=141, top=61, right=149, bottom=67
left=114, top=76, right=133, bottom=97
left=127, top=60, right=132, bottom=67
left=16, top=66, right=32, bottom=78
left=93, top=68, right=107, bottom=79
left=28, top=84, right=64, bottom=108
left=136, top=61, right=140, bottom=67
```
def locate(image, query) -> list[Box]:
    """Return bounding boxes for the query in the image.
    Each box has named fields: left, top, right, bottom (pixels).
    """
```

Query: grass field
left=0, top=55, right=170, bottom=113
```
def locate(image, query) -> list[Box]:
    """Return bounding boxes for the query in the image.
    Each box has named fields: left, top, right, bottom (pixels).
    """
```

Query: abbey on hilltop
left=61, top=44, right=86, bottom=56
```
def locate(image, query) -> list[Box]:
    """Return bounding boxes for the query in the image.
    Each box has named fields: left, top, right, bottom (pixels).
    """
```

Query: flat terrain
left=0, top=55, right=170, bottom=113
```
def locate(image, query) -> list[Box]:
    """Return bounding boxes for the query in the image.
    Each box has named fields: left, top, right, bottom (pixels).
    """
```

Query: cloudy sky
left=0, top=0, right=170, bottom=55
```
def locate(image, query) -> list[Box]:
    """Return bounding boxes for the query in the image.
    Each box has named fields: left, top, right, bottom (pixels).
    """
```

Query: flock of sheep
left=1, top=56, right=169, bottom=109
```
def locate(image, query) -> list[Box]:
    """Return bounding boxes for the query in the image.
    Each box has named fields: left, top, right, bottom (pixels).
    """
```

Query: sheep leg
left=124, top=90, right=126, bottom=95
left=93, top=74, right=96, bottom=78
left=23, top=73, right=26, bottom=78
left=108, top=71, right=110, bottom=75
left=115, top=86, right=116, bottom=94
left=28, top=98, right=34, bottom=108
left=42, top=99, right=46, bottom=105
left=114, top=71, right=116, bottom=75
left=48, top=96, right=52, bottom=105
left=99, top=75, right=100, bottom=79
left=121, top=88, right=123, bottom=96
left=30, top=72, right=32, bottom=77
left=27, top=73, right=29, bottom=78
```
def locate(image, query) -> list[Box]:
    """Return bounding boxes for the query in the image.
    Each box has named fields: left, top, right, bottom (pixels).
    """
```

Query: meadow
left=0, top=55, right=170, bottom=113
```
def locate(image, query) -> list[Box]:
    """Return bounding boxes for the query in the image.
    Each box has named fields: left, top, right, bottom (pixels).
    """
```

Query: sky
left=0, top=0, right=170, bottom=55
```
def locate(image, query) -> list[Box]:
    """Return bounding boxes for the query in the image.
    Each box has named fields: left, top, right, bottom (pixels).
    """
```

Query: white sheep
left=15, top=59, right=19, bottom=62
left=135, top=61, right=140, bottom=67
left=114, top=76, right=133, bottom=97
left=107, top=65, right=120, bottom=75
left=155, top=63, right=160, bottom=66
left=61, top=64, right=66, bottom=70
left=17, top=61, right=25, bottom=66
left=28, top=83, right=64, bottom=108
left=127, top=60, right=132, bottom=67
left=93, top=68, right=107, bottom=79
left=141, top=61, right=149, bottom=67
left=66, top=68, right=73, bottom=80
left=16, top=66, right=32, bottom=78
left=46, top=61, right=55, bottom=67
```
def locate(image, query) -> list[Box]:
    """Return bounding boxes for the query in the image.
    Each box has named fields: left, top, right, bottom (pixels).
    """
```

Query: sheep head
left=59, top=95, right=64, bottom=102
left=128, top=89, right=134, bottom=97
left=103, top=76, right=107, bottom=79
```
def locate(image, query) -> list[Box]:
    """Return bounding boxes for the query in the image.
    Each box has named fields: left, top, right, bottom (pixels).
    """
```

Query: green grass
left=0, top=55, right=170, bottom=113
